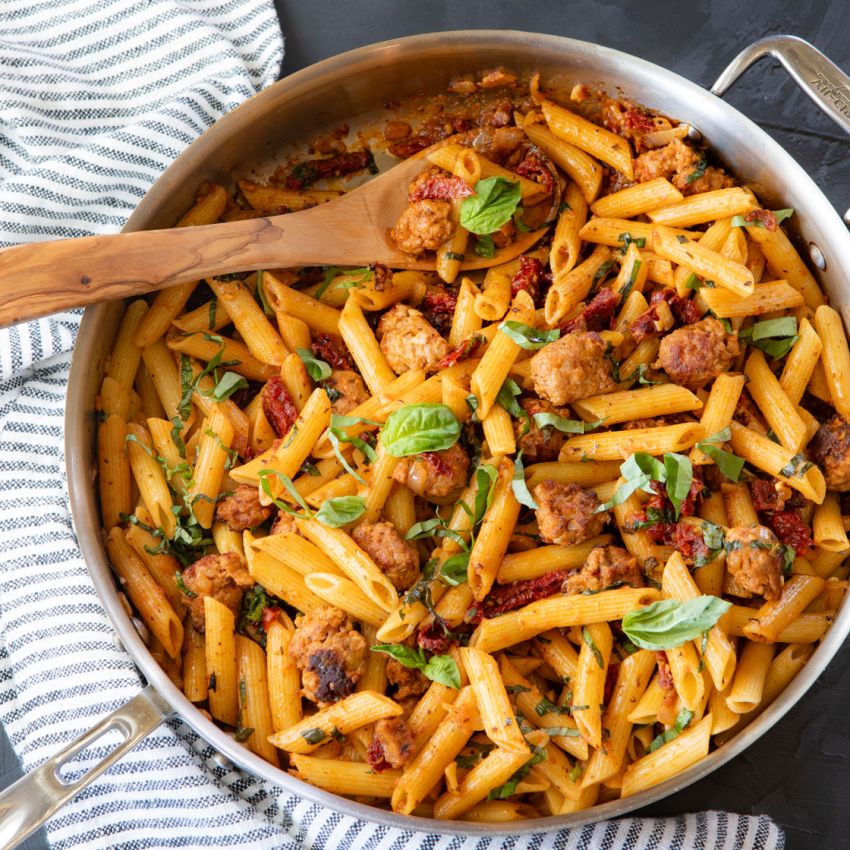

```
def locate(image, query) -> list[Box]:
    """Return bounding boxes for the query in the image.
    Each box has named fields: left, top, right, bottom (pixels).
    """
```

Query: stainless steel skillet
left=2, top=29, right=849, bottom=850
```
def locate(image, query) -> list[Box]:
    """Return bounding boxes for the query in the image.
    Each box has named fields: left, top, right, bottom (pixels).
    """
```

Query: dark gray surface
left=3, top=2, right=849, bottom=848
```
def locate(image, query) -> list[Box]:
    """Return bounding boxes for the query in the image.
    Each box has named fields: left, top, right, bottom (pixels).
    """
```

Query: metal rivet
left=686, top=124, right=703, bottom=142
left=212, top=752, right=233, bottom=770
left=844, top=207, right=850, bottom=228
left=808, top=242, right=827, bottom=271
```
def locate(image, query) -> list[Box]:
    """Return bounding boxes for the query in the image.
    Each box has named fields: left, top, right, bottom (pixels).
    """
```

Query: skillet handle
left=0, top=686, right=170, bottom=850
left=712, top=34, right=850, bottom=140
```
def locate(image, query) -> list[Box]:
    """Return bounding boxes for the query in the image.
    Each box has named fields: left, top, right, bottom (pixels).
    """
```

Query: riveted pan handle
left=712, top=34, right=850, bottom=139
left=0, top=686, right=171, bottom=850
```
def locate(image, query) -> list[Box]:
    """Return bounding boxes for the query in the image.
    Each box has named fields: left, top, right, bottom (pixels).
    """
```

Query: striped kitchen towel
left=0, top=3, right=783, bottom=848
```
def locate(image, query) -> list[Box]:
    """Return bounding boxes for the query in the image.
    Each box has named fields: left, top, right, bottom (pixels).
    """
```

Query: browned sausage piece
left=324, top=369, right=369, bottom=415
left=392, top=443, right=470, bottom=505
left=530, top=331, right=616, bottom=406
left=386, top=658, right=429, bottom=701
left=270, top=510, right=298, bottom=536
left=351, top=520, right=420, bottom=591
left=655, top=318, right=739, bottom=390
left=288, top=607, right=368, bottom=705
left=533, top=480, right=609, bottom=547
left=374, top=717, right=415, bottom=768
left=214, top=484, right=272, bottom=532
left=809, top=414, right=850, bottom=491
left=633, top=138, right=734, bottom=196
left=724, top=525, right=784, bottom=601
left=516, top=397, right=571, bottom=464
left=377, top=303, right=450, bottom=373
left=563, top=545, right=644, bottom=594
left=390, top=199, right=454, bottom=255
left=181, top=552, right=254, bottom=632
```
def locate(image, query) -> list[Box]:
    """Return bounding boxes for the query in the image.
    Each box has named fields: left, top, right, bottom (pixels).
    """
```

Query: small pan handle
left=712, top=34, right=850, bottom=140
left=0, top=686, right=171, bottom=850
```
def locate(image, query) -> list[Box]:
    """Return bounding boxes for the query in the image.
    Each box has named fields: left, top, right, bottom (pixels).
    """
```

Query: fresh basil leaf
left=314, top=495, right=366, bottom=527
left=582, top=626, right=605, bottom=669
left=730, top=208, right=794, bottom=228
left=439, top=552, right=470, bottom=586
left=423, top=653, right=462, bottom=689
left=327, top=412, right=381, bottom=484
left=684, top=273, right=702, bottom=291
left=664, top=452, right=693, bottom=520
left=647, top=707, right=693, bottom=753
left=460, top=177, right=522, bottom=235
left=211, top=371, right=248, bottom=402
left=533, top=412, right=604, bottom=434
left=314, top=266, right=371, bottom=300
left=781, top=544, right=796, bottom=577
left=296, top=348, right=332, bottom=382
left=696, top=440, right=745, bottom=482
left=511, top=452, right=538, bottom=510
left=371, top=645, right=460, bottom=689
left=494, top=378, right=531, bottom=437
left=473, top=463, right=499, bottom=526
left=621, top=596, right=731, bottom=650
left=382, top=403, right=461, bottom=457
left=500, top=321, right=560, bottom=350
left=475, top=233, right=496, bottom=257
left=739, top=317, right=798, bottom=359
left=505, top=684, right=530, bottom=694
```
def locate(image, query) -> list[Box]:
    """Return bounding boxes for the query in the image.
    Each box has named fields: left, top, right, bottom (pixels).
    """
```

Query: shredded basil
left=621, top=596, right=731, bottom=650
left=314, top=495, right=366, bottom=527
left=499, top=321, right=560, bottom=350
left=371, top=644, right=461, bottom=689
left=647, top=707, right=693, bottom=752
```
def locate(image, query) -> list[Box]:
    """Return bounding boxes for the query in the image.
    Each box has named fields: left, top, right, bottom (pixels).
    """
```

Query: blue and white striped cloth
left=0, top=3, right=784, bottom=848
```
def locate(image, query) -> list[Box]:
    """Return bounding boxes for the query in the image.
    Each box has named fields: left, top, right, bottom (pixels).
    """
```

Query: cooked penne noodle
left=559, top=422, right=706, bottom=461
left=265, top=619, right=302, bottom=732
left=339, top=297, right=397, bottom=393
left=182, top=623, right=208, bottom=703
left=690, top=373, right=745, bottom=465
left=814, top=304, right=850, bottom=418
left=725, top=641, right=775, bottom=714
left=263, top=272, right=342, bottom=335
left=742, top=575, right=826, bottom=643
left=167, top=333, right=276, bottom=382
left=591, top=178, right=683, bottom=219
left=236, top=635, right=279, bottom=765
left=203, top=595, right=239, bottom=726
left=496, top=535, right=613, bottom=584
left=290, top=755, right=400, bottom=797
left=647, top=187, right=755, bottom=228
left=572, top=622, right=613, bottom=748
left=186, top=406, right=234, bottom=528
left=744, top=349, right=806, bottom=453
left=523, top=122, right=603, bottom=203
left=572, top=384, right=702, bottom=426
left=579, top=217, right=695, bottom=248
left=544, top=244, right=612, bottom=325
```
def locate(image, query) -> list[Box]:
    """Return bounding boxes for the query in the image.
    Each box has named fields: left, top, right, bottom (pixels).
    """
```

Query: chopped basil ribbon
left=296, top=348, right=332, bottom=382
left=488, top=747, right=547, bottom=800
left=582, top=626, right=605, bottom=669
left=474, top=233, right=496, bottom=257
left=618, top=232, right=646, bottom=250
left=621, top=596, right=731, bottom=650
left=459, top=176, right=522, bottom=235
left=371, top=645, right=461, bottom=689
left=314, top=495, right=366, bottom=527
left=473, top=463, right=499, bottom=526
left=256, top=270, right=274, bottom=316
left=738, top=316, right=799, bottom=359
left=511, top=451, right=538, bottom=510
left=382, top=403, right=461, bottom=457
left=300, top=728, right=326, bottom=745
left=779, top=453, right=813, bottom=479
left=314, top=266, right=371, bottom=300
left=695, top=427, right=745, bottom=481
left=647, top=708, right=694, bottom=753
left=257, top=468, right=313, bottom=518
left=532, top=412, right=604, bottom=434
left=211, top=371, right=248, bottom=402
left=730, top=208, right=794, bottom=228
left=326, top=412, right=381, bottom=484
left=438, top=551, right=470, bottom=586
left=494, top=378, right=531, bottom=437
left=499, top=321, right=560, bottom=350
left=596, top=450, right=694, bottom=519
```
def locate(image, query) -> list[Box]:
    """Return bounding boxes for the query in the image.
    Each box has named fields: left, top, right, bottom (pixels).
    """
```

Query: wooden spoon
left=0, top=140, right=554, bottom=327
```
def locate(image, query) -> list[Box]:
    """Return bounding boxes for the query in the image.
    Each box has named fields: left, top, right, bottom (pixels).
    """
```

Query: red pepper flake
left=409, top=174, right=474, bottom=202
left=262, top=376, right=298, bottom=438
left=623, top=108, right=657, bottom=135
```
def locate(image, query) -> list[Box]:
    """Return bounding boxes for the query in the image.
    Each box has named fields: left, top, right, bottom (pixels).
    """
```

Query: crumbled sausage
left=533, top=480, right=609, bottom=546
left=390, top=199, right=454, bottom=255
left=377, top=303, right=450, bottom=374
left=214, top=484, right=272, bottom=531
left=351, top=520, right=420, bottom=591
left=563, top=545, right=644, bottom=594
left=632, top=139, right=734, bottom=196
left=530, top=331, right=616, bottom=405
left=288, top=607, right=368, bottom=705
left=181, top=553, right=253, bottom=632
left=655, top=318, right=739, bottom=390
left=386, top=658, right=430, bottom=700
left=392, top=444, right=470, bottom=504
left=515, top=397, right=570, bottom=463
left=270, top=510, right=297, bottom=536
left=324, top=369, right=369, bottom=415
left=371, top=717, right=415, bottom=769
left=724, top=525, right=785, bottom=601
left=809, top=414, right=850, bottom=491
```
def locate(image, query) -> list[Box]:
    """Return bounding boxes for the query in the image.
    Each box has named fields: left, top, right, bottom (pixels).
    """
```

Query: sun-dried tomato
left=366, top=737, right=390, bottom=772
left=285, top=149, right=377, bottom=189
left=561, top=288, right=620, bottom=335
left=262, top=376, right=298, bottom=438
left=515, top=153, right=554, bottom=196
left=468, top=569, right=568, bottom=625
left=436, top=334, right=485, bottom=369
left=630, top=304, right=664, bottom=343
left=770, top=509, right=813, bottom=555
left=750, top=478, right=789, bottom=513
left=261, top=607, right=282, bottom=631
left=656, top=651, right=674, bottom=691
left=409, top=174, right=474, bottom=202
left=510, top=256, right=544, bottom=301
left=650, top=288, right=702, bottom=326
left=421, top=286, right=457, bottom=336
left=311, top=333, right=353, bottom=370
left=744, top=209, right=778, bottom=231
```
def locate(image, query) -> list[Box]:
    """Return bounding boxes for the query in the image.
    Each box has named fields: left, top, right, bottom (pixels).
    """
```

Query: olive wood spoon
left=0, top=142, right=551, bottom=328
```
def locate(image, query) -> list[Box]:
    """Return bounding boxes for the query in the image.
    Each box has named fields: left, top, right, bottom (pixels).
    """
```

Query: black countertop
left=3, top=2, right=849, bottom=848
